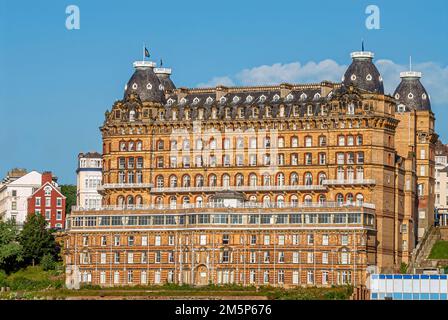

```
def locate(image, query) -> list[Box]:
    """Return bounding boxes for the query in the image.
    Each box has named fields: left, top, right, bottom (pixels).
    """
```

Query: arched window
left=305, top=136, right=312, bottom=147
left=290, top=173, right=299, bottom=185
left=263, top=174, right=271, bottom=186
left=263, top=195, right=271, bottom=207
left=196, top=196, right=203, bottom=207
left=249, top=174, right=258, bottom=187
left=347, top=135, right=354, bottom=146
left=277, top=195, right=285, bottom=208
left=195, top=174, right=204, bottom=187
left=209, top=174, right=217, bottom=187
left=182, top=196, right=190, bottom=208
left=347, top=167, right=354, bottom=181
left=356, top=194, right=364, bottom=206
left=277, top=173, right=285, bottom=186
left=126, top=196, right=134, bottom=206
left=291, top=195, right=298, bottom=207
left=346, top=193, right=354, bottom=205
left=249, top=195, right=257, bottom=203
left=249, top=137, right=257, bottom=149
left=222, top=174, right=230, bottom=188
left=318, top=172, right=327, bottom=185
left=278, top=137, right=285, bottom=148
left=235, top=174, right=244, bottom=187
left=170, top=140, right=177, bottom=151
left=291, top=136, right=298, bottom=148
left=127, top=171, right=134, bottom=184
left=357, top=135, right=363, bottom=146
left=182, top=139, right=190, bottom=150
left=156, top=175, right=164, bottom=188
left=304, top=195, right=312, bottom=205
left=135, top=195, right=143, bottom=206
left=120, top=141, right=127, bottom=151
left=155, top=197, right=163, bottom=208
left=136, top=141, right=142, bottom=151
left=157, top=140, right=164, bottom=150
left=117, top=196, right=124, bottom=207
left=336, top=193, right=344, bottom=205
left=129, top=141, right=135, bottom=151
left=169, top=175, right=177, bottom=188
left=318, top=194, right=326, bottom=205
left=169, top=196, right=177, bottom=209
left=182, top=175, right=191, bottom=188
left=209, top=138, right=217, bottom=150
left=304, top=172, right=313, bottom=186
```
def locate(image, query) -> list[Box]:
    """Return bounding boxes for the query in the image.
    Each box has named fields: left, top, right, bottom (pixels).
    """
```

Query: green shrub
left=399, top=262, right=408, bottom=274
left=0, top=270, right=7, bottom=287
left=40, top=254, right=56, bottom=271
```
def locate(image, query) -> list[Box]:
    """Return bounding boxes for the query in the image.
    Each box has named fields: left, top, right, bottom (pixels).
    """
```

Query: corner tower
left=342, top=51, right=384, bottom=94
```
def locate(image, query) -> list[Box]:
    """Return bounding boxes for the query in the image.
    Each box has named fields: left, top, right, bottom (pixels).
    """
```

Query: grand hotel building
left=65, top=49, right=437, bottom=288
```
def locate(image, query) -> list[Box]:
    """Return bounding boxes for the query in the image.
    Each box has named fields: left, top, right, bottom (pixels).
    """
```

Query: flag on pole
left=144, top=47, right=150, bottom=58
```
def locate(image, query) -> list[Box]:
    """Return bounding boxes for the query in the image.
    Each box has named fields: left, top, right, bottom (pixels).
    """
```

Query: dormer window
left=422, top=93, right=427, bottom=100
left=395, top=93, right=400, bottom=100
left=350, top=74, right=357, bottom=81
left=246, top=95, right=253, bottom=103
left=286, top=93, right=293, bottom=101
left=206, top=96, right=213, bottom=104
left=193, top=97, right=200, bottom=104
left=408, top=93, right=414, bottom=99
left=397, top=104, right=406, bottom=112
left=233, top=96, right=240, bottom=103
left=180, top=97, right=187, bottom=104
left=313, top=93, right=321, bottom=100
left=347, top=103, right=355, bottom=115
left=273, top=94, right=280, bottom=102
left=132, top=83, right=138, bottom=89
left=146, top=83, right=152, bottom=90
left=366, top=74, right=372, bottom=81
left=300, top=93, right=307, bottom=101
left=259, top=95, right=266, bottom=103
left=159, top=84, right=164, bottom=90
left=307, top=105, right=313, bottom=116
left=167, top=98, right=175, bottom=106
left=220, top=96, right=227, bottom=104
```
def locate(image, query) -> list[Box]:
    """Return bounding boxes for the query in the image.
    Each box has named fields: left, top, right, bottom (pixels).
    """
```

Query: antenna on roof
left=361, top=39, right=365, bottom=52
left=160, top=58, right=163, bottom=67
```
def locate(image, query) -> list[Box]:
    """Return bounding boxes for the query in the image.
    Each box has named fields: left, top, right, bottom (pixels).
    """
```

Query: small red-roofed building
left=27, top=171, right=66, bottom=229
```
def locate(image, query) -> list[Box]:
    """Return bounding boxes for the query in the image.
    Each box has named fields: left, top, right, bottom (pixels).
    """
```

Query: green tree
left=61, top=184, right=77, bottom=214
left=19, top=214, right=59, bottom=266
left=0, top=220, right=23, bottom=273
left=40, top=253, right=56, bottom=271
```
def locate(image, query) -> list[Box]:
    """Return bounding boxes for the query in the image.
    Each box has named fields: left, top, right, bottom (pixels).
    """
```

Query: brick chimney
left=42, top=171, right=53, bottom=185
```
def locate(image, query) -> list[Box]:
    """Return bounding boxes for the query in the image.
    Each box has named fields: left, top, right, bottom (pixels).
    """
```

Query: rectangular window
left=200, top=235, right=207, bottom=245
left=322, top=234, right=329, bottom=246
left=141, top=236, right=148, bottom=246
left=101, top=236, right=107, bottom=246
left=168, top=235, right=174, bottom=246
left=250, top=235, right=257, bottom=245
left=337, top=153, right=345, bottom=164
left=127, top=252, right=134, bottom=264
left=114, top=252, right=120, bottom=264
left=114, top=235, right=120, bottom=246
left=293, top=252, right=300, bottom=264
left=263, top=251, right=270, bottom=263
left=35, top=197, right=41, bottom=206
left=57, top=198, right=62, bottom=207
left=128, top=236, right=135, bottom=246
left=341, top=235, right=349, bottom=246
left=293, top=271, right=299, bottom=284
left=155, top=235, right=161, bottom=246
left=292, top=234, right=299, bottom=245
left=45, top=209, right=51, bottom=220
left=264, top=235, right=270, bottom=245
left=307, top=234, right=314, bottom=245
left=278, top=235, right=285, bottom=245
left=307, top=252, right=314, bottom=263
left=45, top=197, right=51, bottom=207
left=222, top=234, right=229, bottom=245
left=155, top=251, right=161, bottom=263
left=322, top=252, right=329, bottom=264
left=56, top=210, right=62, bottom=220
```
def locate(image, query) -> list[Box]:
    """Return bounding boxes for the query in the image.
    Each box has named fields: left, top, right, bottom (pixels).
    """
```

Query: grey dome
left=124, top=61, right=165, bottom=103
left=155, top=67, right=176, bottom=92
left=393, top=71, right=431, bottom=111
left=342, top=51, right=384, bottom=94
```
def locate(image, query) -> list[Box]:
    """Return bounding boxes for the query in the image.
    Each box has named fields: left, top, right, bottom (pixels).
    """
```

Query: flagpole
left=143, top=43, right=145, bottom=62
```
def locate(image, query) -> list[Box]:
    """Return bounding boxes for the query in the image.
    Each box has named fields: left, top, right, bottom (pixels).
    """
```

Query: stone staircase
left=409, top=226, right=441, bottom=272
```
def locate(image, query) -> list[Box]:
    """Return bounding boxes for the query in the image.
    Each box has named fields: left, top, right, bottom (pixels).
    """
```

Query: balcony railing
left=72, top=201, right=375, bottom=212
left=151, top=184, right=327, bottom=193
left=98, top=183, right=153, bottom=190
left=322, top=179, right=376, bottom=186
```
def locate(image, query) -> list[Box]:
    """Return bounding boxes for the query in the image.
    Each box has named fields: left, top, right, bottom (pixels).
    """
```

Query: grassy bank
left=0, top=267, right=352, bottom=300
left=428, top=240, right=448, bottom=259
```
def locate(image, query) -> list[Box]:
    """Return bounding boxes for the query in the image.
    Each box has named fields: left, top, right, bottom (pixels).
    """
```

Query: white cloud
left=236, top=60, right=347, bottom=85
left=197, top=59, right=448, bottom=106
left=197, top=76, right=235, bottom=88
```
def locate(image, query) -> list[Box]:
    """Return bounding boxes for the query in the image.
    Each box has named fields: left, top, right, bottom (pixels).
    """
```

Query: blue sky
left=1, top=0, right=447, bottom=184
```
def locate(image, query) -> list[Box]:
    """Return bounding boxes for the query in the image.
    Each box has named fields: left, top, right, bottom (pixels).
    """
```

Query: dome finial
left=362, top=39, right=365, bottom=52
left=409, top=55, right=412, bottom=72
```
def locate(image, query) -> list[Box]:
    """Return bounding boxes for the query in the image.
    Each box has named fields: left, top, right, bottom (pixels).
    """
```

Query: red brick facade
left=27, top=172, right=66, bottom=229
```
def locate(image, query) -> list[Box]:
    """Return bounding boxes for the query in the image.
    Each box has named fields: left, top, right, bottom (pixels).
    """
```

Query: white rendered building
left=76, top=152, right=103, bottom=209
left=0, top=169, right=42, bottom=226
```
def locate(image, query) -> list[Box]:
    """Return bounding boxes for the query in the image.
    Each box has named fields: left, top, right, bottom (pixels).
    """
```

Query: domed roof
left=124, top=61, right=165, bottom=103
left=154, top=67, right=176, bottom=92
left=342, top=51, right=384, bottom=94
left=393, top=71, right=431, bottom=111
